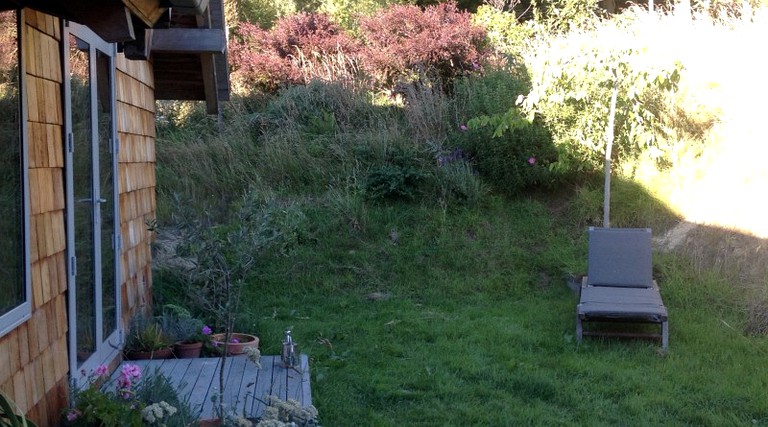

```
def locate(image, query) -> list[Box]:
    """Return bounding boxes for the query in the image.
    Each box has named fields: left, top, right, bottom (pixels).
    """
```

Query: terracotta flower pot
left=211, top=333, right=259, bottom=355
left=174, top=341, right=203, bottom=358
left=126, top=346, right=174, bottom=360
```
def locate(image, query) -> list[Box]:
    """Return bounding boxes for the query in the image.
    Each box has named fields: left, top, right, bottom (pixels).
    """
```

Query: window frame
left=0, top=8, right=31, bottom=338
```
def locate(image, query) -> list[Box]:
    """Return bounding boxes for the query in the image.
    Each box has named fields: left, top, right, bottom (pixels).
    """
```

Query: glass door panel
left=96, top=49, right=116, bottom=339
left=69, top=34, right=97, bottom=364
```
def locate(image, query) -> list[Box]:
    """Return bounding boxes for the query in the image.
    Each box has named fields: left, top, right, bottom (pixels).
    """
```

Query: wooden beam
left=168, top=0, right=209, bottom=15
left=150, top=28, right=225, bottom=53
left=123, top=29, right=152, bottom=60
left=200, top=53, right=218, bottom=114
left=10, top=0, right=138, bottom=42
left=121, top=0, right=165, bottom=27
left=71, top=3, right=135, bottom=42
left=209, top=0, right=229, bottom=102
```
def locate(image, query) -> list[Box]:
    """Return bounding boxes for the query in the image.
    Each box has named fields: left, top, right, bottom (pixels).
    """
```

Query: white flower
left=160, top=401, right=177, bottom=416
left=244, top=346, right=262, bottom=368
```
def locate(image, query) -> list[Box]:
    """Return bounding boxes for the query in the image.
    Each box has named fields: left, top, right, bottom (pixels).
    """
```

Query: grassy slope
left=152, top=8, right=768, bottom=425
left=161, top=195, right=766, bottom=426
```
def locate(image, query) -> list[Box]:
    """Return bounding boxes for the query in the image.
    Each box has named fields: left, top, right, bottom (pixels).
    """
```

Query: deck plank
left=116, top=355, right=310, bottom=421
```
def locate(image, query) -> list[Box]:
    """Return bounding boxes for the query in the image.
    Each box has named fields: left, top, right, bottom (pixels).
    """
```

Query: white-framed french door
left=63, top=21, right=122, bottom=381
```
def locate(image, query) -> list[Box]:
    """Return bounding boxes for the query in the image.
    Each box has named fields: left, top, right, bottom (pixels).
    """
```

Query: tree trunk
left=603, top=77, right=619, bottom=228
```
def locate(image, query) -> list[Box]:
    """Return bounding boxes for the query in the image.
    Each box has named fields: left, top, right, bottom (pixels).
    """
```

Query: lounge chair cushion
left=587, top=227, right=653, bottom=288
left=578, top=285, right=667, bottom=322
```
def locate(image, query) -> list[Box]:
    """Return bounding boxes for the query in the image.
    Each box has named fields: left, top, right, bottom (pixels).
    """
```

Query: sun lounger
left=576, top=227, right=668, bottom=349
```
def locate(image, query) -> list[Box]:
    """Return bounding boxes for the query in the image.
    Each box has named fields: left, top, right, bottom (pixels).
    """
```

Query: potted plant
left=161, top=304, right=212, bottom=358
left=210, top=332, right=259, bottom=355
left=124, top=313, right=173, bottom=360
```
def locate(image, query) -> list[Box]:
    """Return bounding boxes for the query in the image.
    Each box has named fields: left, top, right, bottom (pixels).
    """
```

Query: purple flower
left=66, top=410, right=81, bottom=422
left=528, top=157, right=536, bottom=165
left=459, top=124, right=468, bottom=132
left=94, top=364, right=108, bottom=378
left=202, top=325, right=212, bottom=335
left=231, top=337, right=240, bottom=344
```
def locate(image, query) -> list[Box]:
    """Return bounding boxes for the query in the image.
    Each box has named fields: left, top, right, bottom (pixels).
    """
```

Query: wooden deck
left=117, top=355, right=311, bottom=420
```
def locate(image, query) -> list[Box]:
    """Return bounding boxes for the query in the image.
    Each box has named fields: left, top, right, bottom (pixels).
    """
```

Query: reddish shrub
left=229, top=22, right=297, bottom=93
left=359, top=2, right=487, bottom=90
left=269, top=12, right=360, bottom=59
left=229, top=15, right=361, bottom=93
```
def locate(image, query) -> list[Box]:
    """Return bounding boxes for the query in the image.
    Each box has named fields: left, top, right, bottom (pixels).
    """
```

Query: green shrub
left=456, top=122, right=557, bottom=194
left=264, top=80, right=379, bottom=132
left=451, top=66, right=559, bottom=194
left=433, top=155, right=489, bottom=205
left=364, top=154, right=429, bottom=201
left=453, top=65, right=529, bottom=119
left=472, top=5, right=535, bottom=59
left=234, top=0, right=297, bottom=29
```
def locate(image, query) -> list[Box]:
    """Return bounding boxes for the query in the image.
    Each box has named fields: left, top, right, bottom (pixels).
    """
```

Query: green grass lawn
left=156, top=195, right=768, bottom=426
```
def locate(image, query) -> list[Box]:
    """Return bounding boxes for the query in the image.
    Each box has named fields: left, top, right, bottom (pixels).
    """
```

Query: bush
left=270, top=12, right=360, bottom=59
left=454, top=121, right=557, bottom=194
left=234, top=0, right=297, bottom=29
left=263, top=80, right=378, bottom=132
left=229, top=14, right=361, bottom=94
left=433, top=149, right=489, bottom=205
left=472, top=5, right=534, bottom=60
left=452, top=67, right=558, bottom=194
left=361, top=141, right=430, bottom=201
left=359, top=2, right=487, bottom=90
left=229, top=22, right=297, bottom=93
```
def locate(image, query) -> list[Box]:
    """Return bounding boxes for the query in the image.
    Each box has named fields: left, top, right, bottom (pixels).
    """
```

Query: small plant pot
left=211, top=333, right=259, bottom=355
left=126, top=346, right=174, bottom=360
left=174, top=341, right=204, bottom=358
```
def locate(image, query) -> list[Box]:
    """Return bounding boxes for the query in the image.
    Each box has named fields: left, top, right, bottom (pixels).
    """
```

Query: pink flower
left=202, top=325, right=212, bottom=335
left=459, top=124, right=468, bottom=132
left=94, top=364, right=108, bottom=378
left=528, top=157, right=536, bottom=165
left=117, top=363, right=141, bottom=392
left=121, top=364, right=141, bottom=380
left=118, top=376, right=132, bottom=390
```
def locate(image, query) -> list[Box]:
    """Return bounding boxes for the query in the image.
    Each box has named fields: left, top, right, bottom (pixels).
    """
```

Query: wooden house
left=0, top=0, right=228, bottom=424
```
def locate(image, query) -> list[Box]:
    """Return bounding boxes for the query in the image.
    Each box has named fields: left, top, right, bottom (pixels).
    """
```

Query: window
left=0, top=9, right=30, bottom=337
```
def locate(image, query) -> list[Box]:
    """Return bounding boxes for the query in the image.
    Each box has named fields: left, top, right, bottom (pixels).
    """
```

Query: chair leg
left=576, top=316, right=583, bottom=342
left=661, top=320, right=669, bottom=350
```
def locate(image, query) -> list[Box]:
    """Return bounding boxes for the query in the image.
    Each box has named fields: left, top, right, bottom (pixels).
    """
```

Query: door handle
left=77, top=198, right=107, bottom=204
